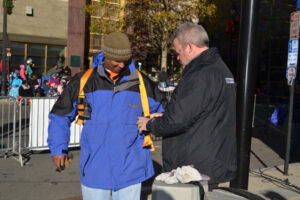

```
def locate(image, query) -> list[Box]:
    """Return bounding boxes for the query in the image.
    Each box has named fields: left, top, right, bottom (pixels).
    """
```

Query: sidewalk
left=247, top=163, right=300, bottom=199
left=0, top=136, right=299, bottom=200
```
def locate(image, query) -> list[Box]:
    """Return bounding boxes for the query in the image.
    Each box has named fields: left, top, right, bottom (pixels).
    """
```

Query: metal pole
left=1, top=0, right=7, bottom=96
left=266, top=0, right=275, bottom=133
left=252, top=94, right=257, bottom=128
left=284, top=80, right=295, bottom=175
left=230, top=0, right=260, bottom=190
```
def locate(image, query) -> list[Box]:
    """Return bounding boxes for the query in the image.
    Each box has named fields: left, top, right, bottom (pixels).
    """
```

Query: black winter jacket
left=147, top=48, right=237, bottom=184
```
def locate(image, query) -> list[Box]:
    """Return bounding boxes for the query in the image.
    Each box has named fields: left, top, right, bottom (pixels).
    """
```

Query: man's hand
left=52, top=155, right=66, bottom=171
left=137, top=117, right=150, bottom=133
left=150, top=113, right=163, bottom=119
left=137, top=113, right=163, bottom=133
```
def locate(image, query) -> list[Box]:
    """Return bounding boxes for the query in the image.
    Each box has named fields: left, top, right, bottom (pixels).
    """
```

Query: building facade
left=0, top=0, right=68, bottom=76
left=0, top=0, right=126, bottom=76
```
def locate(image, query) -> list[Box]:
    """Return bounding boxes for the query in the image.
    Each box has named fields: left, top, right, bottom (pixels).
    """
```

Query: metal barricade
left=0, top=97, right=23, bottom=165
left=0, top=97, right=82, bottom=166
left=26, top=97, right=82, bottom=150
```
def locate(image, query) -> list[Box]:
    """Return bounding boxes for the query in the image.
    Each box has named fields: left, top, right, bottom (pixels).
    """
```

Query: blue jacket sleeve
left=48, top=113, right=73, bottom=156
left=47, top=74, right=81, bottom=156
left=148, top=97, right=164, bottom=114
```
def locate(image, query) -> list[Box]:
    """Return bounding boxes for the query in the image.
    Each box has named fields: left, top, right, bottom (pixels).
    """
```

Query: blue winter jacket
left=47, top=52, right=165, bottom=190
left=26, top=65, right=33, bottom=76
left=8, top=73, right=22, bottom=99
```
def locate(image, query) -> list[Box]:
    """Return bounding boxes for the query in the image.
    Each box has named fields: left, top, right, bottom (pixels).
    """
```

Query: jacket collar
left=93, top=51, right=138, bottom=84
left=182, top=47, right=218, bottom=77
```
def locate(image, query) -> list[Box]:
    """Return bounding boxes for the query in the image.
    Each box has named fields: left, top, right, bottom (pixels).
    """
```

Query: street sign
left=291, top=10, right=300, bottom=22
left=70, top=55, right=80, bottom=67
left=290, top=21, right=299, bottom=39
left=287, top=66, right=296, bottom=78
left=290, top=11, right=300, bottom=39
left=287, top=11, right=300, bottom=85
left=286, top=39, right=298, bottom=85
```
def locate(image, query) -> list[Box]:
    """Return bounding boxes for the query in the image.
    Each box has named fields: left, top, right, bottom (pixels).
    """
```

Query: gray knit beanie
left=102, top=32, right=132, bottom=62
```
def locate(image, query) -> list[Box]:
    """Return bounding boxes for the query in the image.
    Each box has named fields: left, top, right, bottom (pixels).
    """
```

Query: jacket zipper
left=113, top=81, right=117, bottom=93
left=107, top=82, right=115, bottom=188
left=145, top=150, right=148, bottom=177
left=82, top=154, right=91, bottom=177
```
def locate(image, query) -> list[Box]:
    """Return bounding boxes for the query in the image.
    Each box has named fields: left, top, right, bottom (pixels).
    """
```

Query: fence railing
left=0, top=97, right=20, bottom=162
left=0, top=97, right=82, bottom=166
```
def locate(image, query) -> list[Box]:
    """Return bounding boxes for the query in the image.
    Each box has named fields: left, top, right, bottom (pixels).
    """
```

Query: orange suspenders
left=76, top=69, right=155, bottom=152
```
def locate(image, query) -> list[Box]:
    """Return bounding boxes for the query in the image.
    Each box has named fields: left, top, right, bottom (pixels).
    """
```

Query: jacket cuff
left=50, top=146, right=68, bottom=156
left=146, top=118, right=154, bottom=133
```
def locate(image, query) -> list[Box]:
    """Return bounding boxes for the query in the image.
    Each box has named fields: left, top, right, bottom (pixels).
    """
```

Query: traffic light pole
left=1, top=0, right=7, bottom=96
left=230, top=0, right=260, bottom=189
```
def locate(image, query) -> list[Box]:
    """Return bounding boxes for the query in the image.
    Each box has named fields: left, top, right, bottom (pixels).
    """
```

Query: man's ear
left=187, top=43, right=194, bottom=54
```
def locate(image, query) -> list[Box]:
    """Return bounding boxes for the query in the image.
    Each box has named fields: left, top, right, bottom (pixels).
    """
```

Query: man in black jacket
left=137, top=22, right=237, bottom=189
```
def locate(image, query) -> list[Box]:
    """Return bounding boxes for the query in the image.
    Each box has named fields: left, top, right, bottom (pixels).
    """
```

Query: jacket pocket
left=124, top=104, right=142, bottom=124
left=82, top=153, right=91, bottom=177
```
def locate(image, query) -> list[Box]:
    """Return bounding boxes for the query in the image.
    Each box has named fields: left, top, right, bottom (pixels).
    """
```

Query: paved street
left=0, top=134, right=299, bottom=200
left=0, top=101, right=300, bottom=199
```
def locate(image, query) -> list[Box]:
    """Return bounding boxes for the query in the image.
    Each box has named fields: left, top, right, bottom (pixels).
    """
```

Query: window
left=0, top=42, right=25, bottom=72
left=90, top=34, right=102, bottom=50
left=89, top=0, right=123, bottom=54
left=10, top=55, right=25, bottom=73
left=10, top=43, right=25, bottom=69
left=11, top=43, right=25, bottom=54
left=48, top=46, right=63, bottom=57
left=28, top=44, right=45, bottom=56
left=30, top=56, right=45, bottom=67
left=47, top=46, right=65, bottom=68
left=0, top=41, right=65, bottom=77
left=27, top=44, right=45, bottom=75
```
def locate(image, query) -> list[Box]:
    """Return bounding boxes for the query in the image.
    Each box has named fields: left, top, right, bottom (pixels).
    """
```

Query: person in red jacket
left=49, top=73, right=60, bottom=86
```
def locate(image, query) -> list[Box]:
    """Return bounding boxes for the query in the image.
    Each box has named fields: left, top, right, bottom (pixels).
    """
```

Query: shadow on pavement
left=263, top=191, right=287, bottom=200
left=252, top=126, right=287, bottom=158
left=252, top=124, right=300, bottom=164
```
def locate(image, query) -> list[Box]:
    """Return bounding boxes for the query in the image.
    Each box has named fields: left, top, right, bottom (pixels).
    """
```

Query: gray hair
left=171, top=22, right=209, bottom=48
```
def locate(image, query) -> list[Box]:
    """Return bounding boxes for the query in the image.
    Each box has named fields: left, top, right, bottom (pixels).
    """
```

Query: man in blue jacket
left=47, top=32, right=165, bottom=200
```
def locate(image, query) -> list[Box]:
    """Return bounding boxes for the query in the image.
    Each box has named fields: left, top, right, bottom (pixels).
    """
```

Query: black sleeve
left=18, top=87, right=23, bottom=96
left=147, top=69, right=223, bottom=137
left=29, top=88, right=34, bottom=97
left=50, top=72, right=83, bottom=117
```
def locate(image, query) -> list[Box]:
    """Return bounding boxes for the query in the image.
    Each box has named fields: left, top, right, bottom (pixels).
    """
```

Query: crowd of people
left=7, top=59, right=72, bottom=100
